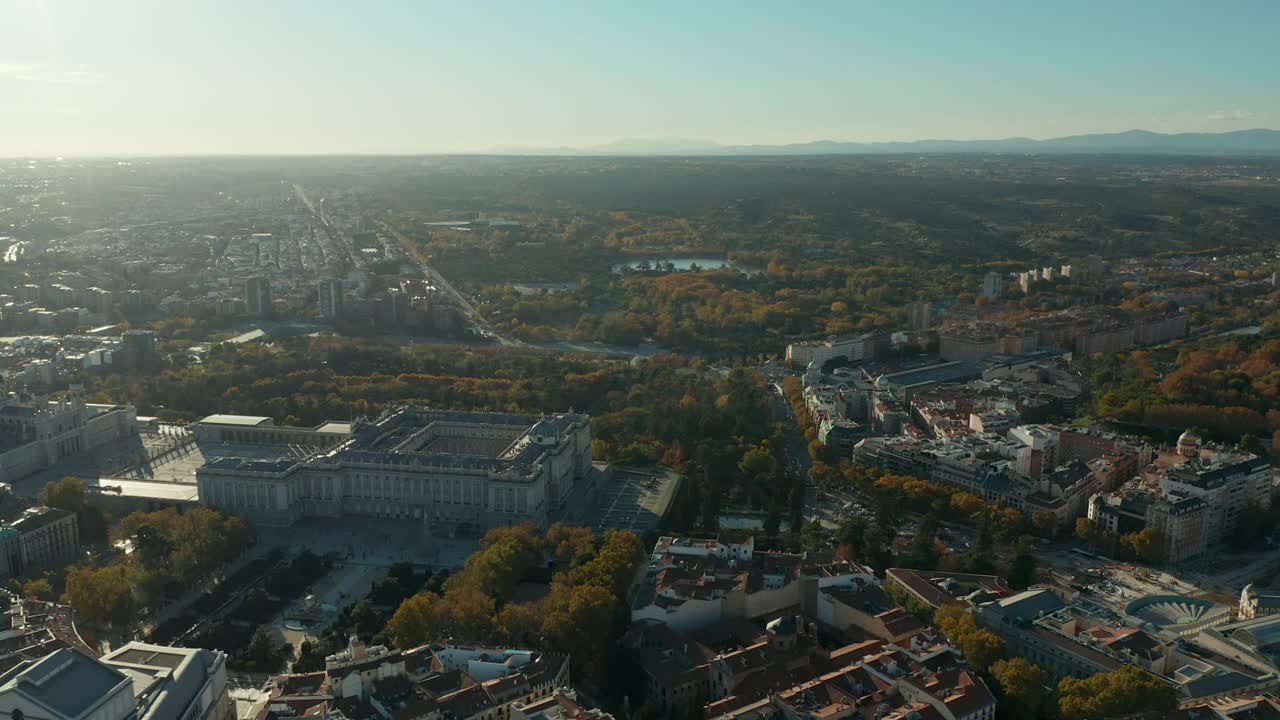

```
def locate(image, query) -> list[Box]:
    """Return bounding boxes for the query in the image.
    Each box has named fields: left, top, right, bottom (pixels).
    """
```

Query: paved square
left=583, top=466, right=679, bottom=533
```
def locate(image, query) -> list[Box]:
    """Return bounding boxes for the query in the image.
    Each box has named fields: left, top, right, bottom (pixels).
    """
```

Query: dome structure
left=1125, top=594, right=1231, bottom=638
left=767, top=615, right=797, bottom=636
left=1177, top=428, right=1200, bottom=458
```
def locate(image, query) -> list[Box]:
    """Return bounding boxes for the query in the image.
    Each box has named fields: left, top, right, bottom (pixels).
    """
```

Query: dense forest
left=360, top=154, right=1280, bottom=355
left=1081, top=335, right=1280, bottom=446
left=370, top=155, right=1280, bottom=276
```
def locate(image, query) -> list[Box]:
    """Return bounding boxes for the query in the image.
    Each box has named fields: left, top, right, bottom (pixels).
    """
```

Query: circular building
left=1125, top=594, right=1232, bottom=638
left=1177, top=428, right=1200, bottom=458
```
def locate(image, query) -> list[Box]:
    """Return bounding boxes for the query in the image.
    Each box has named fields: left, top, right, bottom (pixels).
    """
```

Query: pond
left=612, top=256, right=732, bottom=273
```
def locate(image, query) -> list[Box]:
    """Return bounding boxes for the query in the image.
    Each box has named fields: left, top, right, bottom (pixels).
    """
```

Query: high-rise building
left=120, top=329, right=158, bottom=370
left=317, top=278, right=343, bottom=319
left=1085, top=254, right=1105, bottom=280
left=982, top=271, right=1003, bottom=297
left=1019, top=271, right=1036, bottom=294
left=1042, top=266, right=1056, bottom=282
left=907, top=301, right=933, bottom=330
left=244, top=276, right=272, bottom=317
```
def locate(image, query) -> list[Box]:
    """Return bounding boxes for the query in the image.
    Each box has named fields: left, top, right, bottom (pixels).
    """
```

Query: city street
left=771, top=381, right=826, bottom=525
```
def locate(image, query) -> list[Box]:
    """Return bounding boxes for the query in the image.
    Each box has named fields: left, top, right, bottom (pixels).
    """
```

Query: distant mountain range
left=493, top=129, right=1280, bottom=156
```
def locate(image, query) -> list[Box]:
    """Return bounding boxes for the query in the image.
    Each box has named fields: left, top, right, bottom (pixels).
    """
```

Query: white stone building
left=0, top=385, right=136, bottom=484
left=196, top=407, right=592, bottom=531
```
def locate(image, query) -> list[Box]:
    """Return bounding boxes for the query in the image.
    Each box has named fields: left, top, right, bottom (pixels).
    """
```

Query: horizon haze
left=3, top=0, right=1279, bottom=156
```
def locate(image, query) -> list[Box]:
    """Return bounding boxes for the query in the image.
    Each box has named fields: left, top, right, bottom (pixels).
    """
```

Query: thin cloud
left=1207, top=109, right=1253, bottom=121
left=0, top=62, right=101, bottom=84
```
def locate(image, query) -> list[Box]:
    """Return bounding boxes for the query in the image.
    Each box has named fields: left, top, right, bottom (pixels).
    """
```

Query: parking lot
left=586, top=467, right=679, bottom=533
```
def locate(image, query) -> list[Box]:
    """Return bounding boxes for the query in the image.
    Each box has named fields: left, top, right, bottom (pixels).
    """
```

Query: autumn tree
left=546, top=523, right=596, bottom=567
left=990, top=657, right=1046, bottom=718
left=1057, top=665, right=1176, bottom=720
left=1075, top=517, right=1115, bottom=552
left=541, top=583, right=615, bottom=676
left=39, top=476, right=107, bottom=544
left=63, top=564, right=137, bottom=628
left=388, top=524, right=643, bottom=675
left=495, top=602, right=543, bottom=647
left=21, top=578, right=54, bottom=601
left=936, top=603, right=978, bottom=643
left=447, top=522, right=544, bottom=601
left=1121, top=528, right=1167, bottom=564
left=936, top=604, right=1005, bottom=671
left=388, top=591, right=444, bottom=647
left=950, top=492, right=987, bottom=521
left=39, top=476, right=88, bottom=512
left=959, top=629, right=1007, bottom=672
left=1031, top=510, right=1058, bottom=537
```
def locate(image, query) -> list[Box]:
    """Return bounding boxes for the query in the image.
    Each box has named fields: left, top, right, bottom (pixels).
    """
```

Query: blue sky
left=1, top=0, right=1277, bottom=155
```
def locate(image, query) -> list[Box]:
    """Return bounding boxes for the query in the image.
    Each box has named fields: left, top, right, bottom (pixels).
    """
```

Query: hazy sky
left=2, top=0, right=1277, bottom=156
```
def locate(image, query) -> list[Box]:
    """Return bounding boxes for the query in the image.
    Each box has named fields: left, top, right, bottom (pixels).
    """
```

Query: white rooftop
left=197, top=414, right=272, bottom=427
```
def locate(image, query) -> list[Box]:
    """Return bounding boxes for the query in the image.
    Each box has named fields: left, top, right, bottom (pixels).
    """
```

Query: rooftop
left=877, top=361, right=985, bottom=389
left=197, top=413, right=273, bottom=427
left=0, top=648, right=130, bottom=719
left=9, top=506, right=75, bottom=534
left=1125, top=595, right=1230, bottom=632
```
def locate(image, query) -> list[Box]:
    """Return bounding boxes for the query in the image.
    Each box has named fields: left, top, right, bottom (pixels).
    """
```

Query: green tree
left=899, top=525, right=939, bottom=571
left=132, top=525, right=173, bottom=570
left=1007, top=537, right=1037, bottom=589
left=800, top=522, right=829, bottom=553
left=39, top=476, right=88, bottom=512
left=738, top=444, right=779, bottom=490
left=242, top=626, right=289, bottom=673
left=836, top=516, right=867, bottom=560
left=292, top=639, right=332, bottom=673
left=862, top=523, right=891, bottom=575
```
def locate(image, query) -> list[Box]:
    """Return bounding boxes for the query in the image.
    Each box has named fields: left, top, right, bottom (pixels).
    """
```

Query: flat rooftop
left=102, top=642, right=202, bottom=670
left=227, top=329, right=268, bottom=344
left=197, top=414, right=272, bottom=427
left=4, top=648, right=129, bottom=719
left=87, top=478, right=199, bottom=503
left=10, top=507, right=75, bottom=533
left=879, top=361, right=985, bottom=388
